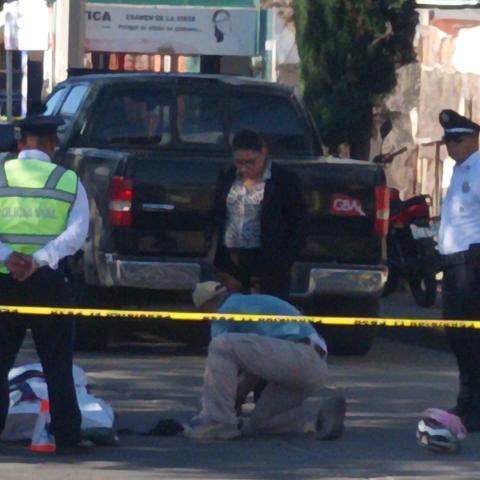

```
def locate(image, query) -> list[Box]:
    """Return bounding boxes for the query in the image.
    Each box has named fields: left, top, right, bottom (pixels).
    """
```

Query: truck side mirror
left=0, top=124, right=16, bottom=152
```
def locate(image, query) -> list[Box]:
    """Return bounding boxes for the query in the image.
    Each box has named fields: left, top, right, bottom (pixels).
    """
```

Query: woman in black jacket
left=207, top=129, right=307, bottom=300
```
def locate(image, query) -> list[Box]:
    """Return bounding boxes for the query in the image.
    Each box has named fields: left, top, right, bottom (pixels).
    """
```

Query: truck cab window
left=42, top=88, right=66, bottom=116
left=177, top=94, right=225, bottom=145
left=230, top=94, right=311, bottom=157
left=80, top=87, right=172, bottom=147
left=53, top=85, right=90, bottom=143
left=60, top=85, right=89, bottom=115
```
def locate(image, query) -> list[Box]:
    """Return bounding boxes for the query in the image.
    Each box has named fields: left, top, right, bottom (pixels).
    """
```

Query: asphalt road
left=2, top=292, right=480, bottom=480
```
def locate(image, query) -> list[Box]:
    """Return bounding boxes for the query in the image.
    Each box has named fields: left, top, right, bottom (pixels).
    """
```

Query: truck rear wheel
left=66, top=258, right=113, bottom=351
left=71, top=283, right=112, bottom=351
left=303, top=296, right=378, bottom=356
left=169, top=321, right=211, bottom=348
left=74, top=314, right=109, bottom=352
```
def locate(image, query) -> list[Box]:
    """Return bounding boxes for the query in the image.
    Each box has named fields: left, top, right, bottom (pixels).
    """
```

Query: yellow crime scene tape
left=1, top=304, right=479, bottom=329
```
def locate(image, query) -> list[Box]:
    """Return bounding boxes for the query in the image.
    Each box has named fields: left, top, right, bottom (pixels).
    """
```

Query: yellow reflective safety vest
left=0, top=158, right=78, bottom=274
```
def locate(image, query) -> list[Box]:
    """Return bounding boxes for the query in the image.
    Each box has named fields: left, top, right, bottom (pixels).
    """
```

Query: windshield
left=229, top=93, right=313, bottom=157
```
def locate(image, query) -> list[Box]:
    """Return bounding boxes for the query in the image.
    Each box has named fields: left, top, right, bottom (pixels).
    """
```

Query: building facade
left=1, top=0, right=277, bottom=117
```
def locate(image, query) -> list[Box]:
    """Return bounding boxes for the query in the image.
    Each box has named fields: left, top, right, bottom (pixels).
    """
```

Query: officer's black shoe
left=448, top=387, right=473, bottom=417
left=459, top=389, right=480, bottom=432
left=462, top=410, right=480, bottom=433
left=55, top=439, right=95, bottom=455
left=448, top=402, right=471, bottom=417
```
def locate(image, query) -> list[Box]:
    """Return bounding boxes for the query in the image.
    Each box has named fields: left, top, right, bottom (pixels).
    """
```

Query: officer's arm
left=32, top=181, right=90, bottom=269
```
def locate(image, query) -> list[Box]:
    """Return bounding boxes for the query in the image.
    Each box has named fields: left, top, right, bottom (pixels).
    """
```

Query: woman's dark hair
left=231, top=129, right=265, bottom=152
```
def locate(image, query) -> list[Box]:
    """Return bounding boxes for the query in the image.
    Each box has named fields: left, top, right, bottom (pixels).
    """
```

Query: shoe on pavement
left=316, top=395, right=346, bottom=440
left=416, top=417, right=460, bottom=453
left=448, top=398, right=472, bottom=417
left=448, top=404, right=468, bottom=417
left=462, top=409, right=480, bottom=433
left=55, top=439, right=95, bottom=455
left=448, top=386, right=473, bottom=417
left=183, top=420, right=240, bottom=440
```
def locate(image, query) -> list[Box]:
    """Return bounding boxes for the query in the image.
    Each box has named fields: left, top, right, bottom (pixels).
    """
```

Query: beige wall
left=262, top=5, right=480, bottom=210
left=44, top=0, right=85, bottom=92
left=413, top=11, right=480, bottom=212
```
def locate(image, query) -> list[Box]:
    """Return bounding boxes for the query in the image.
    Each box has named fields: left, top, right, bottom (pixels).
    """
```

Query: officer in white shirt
left=0, top=116, right=92, bottom=452
left=438, top=109, right=480, bottom=432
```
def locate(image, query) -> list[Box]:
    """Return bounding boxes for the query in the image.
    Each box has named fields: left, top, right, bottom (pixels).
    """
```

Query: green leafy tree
left=294, top=0, right=417, bottom=159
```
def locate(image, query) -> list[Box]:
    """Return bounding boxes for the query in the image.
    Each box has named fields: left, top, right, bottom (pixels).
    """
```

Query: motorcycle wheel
left=382, top=269, right=400, bottom=297
left=408, top=269, right=437, bottom=307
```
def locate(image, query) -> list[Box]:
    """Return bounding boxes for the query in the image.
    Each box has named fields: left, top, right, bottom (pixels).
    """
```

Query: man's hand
left=236, top=371, right=261, bottom=415
left=5, top=252, right=39, bottom=281
left=218, top=271, right=243, bottom=293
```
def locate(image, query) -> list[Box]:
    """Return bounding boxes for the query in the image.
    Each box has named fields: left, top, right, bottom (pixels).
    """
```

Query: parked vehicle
left=373, top=150, right=440, bottom=307
left=0, top=72, right=389, bottom=354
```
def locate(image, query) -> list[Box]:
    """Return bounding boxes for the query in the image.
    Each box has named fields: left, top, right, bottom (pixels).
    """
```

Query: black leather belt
left=440, top=251, right=468, bottom=267
left=296, top=337, right=327, bottom=359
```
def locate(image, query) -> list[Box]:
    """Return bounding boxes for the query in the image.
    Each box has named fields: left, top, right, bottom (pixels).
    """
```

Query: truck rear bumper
left=100, top=254, right=203, bottom=290
left=99, top=254, right=387, bottom=297
left=290, top=264, right=388, bottom=299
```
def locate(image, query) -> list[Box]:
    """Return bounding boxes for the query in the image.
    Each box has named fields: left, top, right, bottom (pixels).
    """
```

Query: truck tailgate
left=288, top=158, right=386, bottom=265
left=114, top=151, right=229, bottom=257
left=114, top=154, right=385, bottom=265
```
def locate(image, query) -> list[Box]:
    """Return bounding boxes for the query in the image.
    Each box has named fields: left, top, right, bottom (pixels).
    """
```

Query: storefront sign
left=85, top=4, right=258, bottom=56
left=4, top=0, right=49, bottom=51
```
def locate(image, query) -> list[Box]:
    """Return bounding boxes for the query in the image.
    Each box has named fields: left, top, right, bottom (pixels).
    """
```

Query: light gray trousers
left=196, top=333, right=328, bottom=435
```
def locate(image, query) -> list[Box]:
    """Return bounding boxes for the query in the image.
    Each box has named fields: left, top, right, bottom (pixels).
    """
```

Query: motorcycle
left=373, top=148, right=440, bottom=307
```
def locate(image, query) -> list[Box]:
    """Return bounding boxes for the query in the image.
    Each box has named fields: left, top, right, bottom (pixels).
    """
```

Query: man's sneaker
left=448, top=398, right=472, bottom=417
left=183, top=420, right=240, bottom=440
left=316, top=395, right=346, bottom=440
left=462, top=409, right=480, bottom=433
left=55, top=439, right=95, bottom=455
left=416, top=417, right=460, bottom=453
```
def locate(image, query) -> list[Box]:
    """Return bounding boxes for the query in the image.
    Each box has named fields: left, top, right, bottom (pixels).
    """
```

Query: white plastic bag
left=1, top=363, right=115, bottom=442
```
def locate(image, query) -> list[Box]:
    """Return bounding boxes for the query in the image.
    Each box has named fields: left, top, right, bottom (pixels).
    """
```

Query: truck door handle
left=142, top=203, right=175, bottom=212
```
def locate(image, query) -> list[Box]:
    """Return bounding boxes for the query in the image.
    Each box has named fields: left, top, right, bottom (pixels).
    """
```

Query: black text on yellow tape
left=0, top=304, right=479, bottom=329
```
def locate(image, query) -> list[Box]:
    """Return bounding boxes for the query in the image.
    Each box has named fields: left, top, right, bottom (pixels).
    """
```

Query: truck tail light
left=374, top=186, right=390, bottom=237
left=109, top=176, right=133, bottom=226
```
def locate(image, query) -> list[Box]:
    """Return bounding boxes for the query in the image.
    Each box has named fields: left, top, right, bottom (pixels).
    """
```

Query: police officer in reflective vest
left=438, top=109, right=480, bottom=432
left=0, top=116, right=90, bottom=451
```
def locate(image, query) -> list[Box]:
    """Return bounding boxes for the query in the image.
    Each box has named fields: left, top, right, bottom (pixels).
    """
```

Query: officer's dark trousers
left=442, top=262, right=480, bottom=404
left=0, top=267, right=81, bottom=446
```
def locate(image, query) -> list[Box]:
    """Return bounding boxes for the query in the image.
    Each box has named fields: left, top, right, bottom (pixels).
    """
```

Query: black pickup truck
left=1, top=73, right=389, bottom=353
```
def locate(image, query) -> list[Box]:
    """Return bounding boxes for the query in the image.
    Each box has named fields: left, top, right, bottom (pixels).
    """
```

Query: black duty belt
left=296, top=337, right=327, bottom=359
left=440, top=251, right=468, bottom=268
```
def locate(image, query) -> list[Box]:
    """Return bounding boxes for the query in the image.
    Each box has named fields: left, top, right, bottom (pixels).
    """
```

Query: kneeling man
left=183, top=282, right=346, bottom=440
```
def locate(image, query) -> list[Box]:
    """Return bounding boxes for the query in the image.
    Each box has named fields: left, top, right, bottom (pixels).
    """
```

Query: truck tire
left=169, top=321, right=210, bottom=348
left=303, top=296, right=378, bottom=356
left=66, top=258, right=112, bottom=352
left=74, top=314, right=109, bottom=352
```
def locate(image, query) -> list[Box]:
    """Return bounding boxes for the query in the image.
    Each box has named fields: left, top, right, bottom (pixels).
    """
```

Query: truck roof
left=62, top=71, right=294, bottom=93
